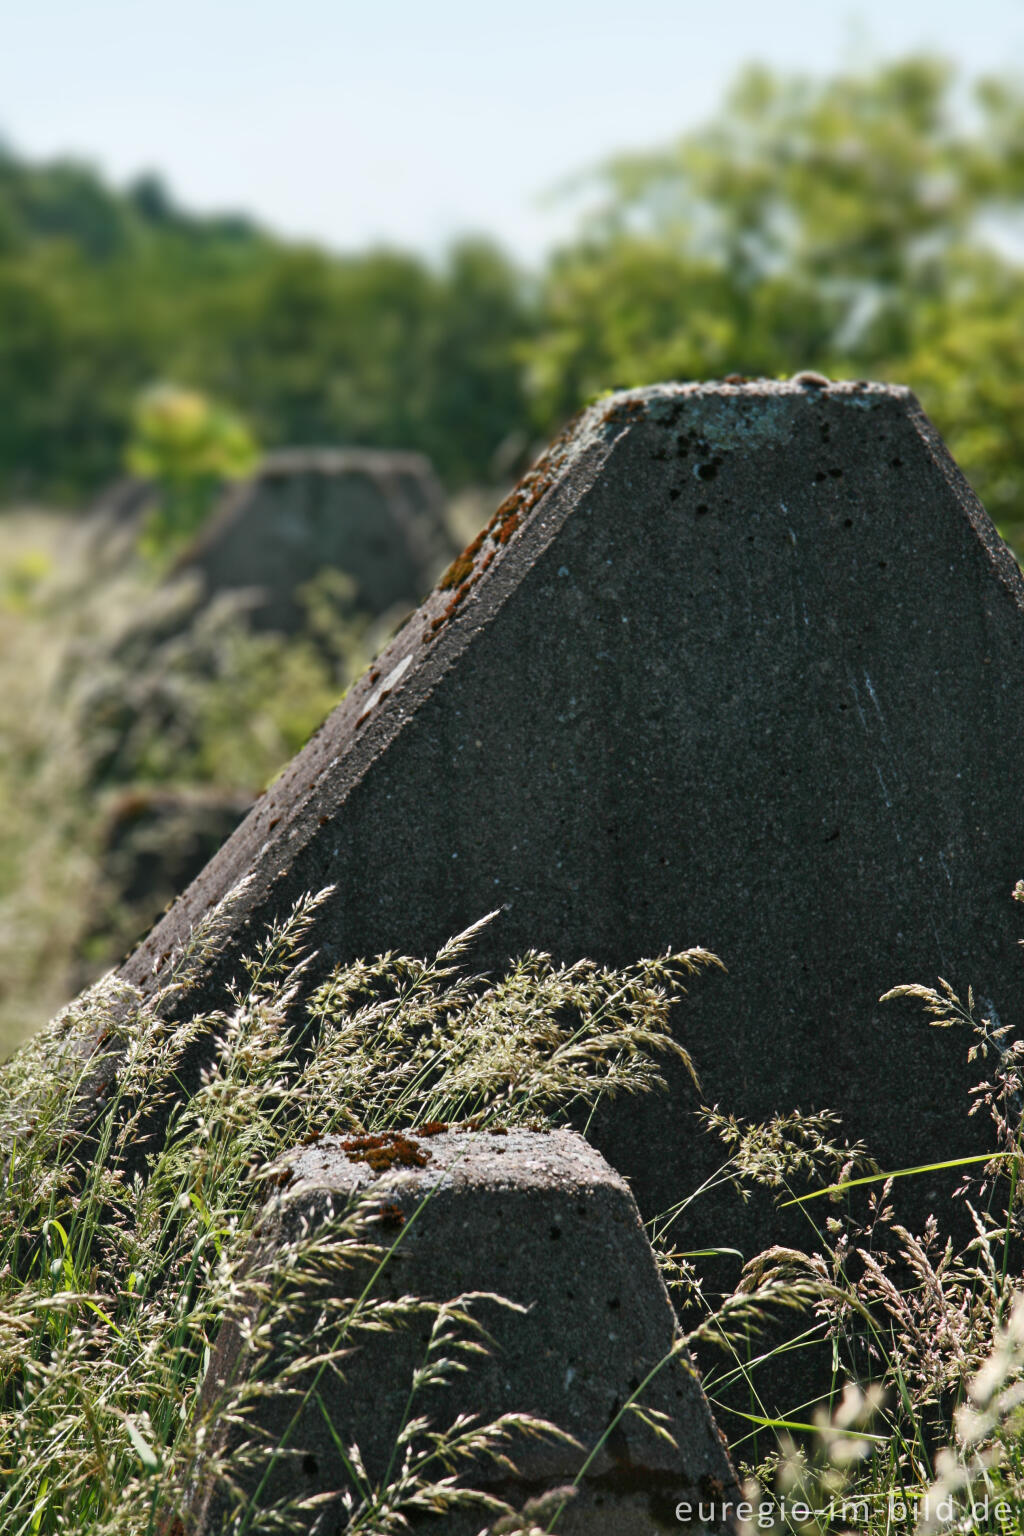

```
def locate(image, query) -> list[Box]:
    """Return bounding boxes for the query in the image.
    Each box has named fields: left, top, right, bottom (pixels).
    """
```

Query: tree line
left=3, top=55, right=1024, bottom=544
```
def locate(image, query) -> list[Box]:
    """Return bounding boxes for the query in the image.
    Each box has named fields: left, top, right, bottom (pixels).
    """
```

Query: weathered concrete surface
left=120, top=382, right=1024, bottom=1329
left=186, top=1128, right=739, bottom=1534
left=173, top=448, right=454, bottom=633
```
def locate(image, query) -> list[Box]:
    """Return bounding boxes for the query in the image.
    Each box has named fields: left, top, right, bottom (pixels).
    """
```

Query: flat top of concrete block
left=256, top=447, right=441, bottom=480
left=284, top=1126, right=630, bottom=1202
left=522, top=376, right=909, bottom=468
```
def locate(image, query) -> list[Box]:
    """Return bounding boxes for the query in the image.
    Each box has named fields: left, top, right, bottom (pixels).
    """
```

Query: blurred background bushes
left=2, top=56, right=1024, bottom=537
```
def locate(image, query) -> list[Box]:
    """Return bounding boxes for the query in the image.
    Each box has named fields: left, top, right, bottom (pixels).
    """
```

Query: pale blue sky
left=2, top=0, right=1024, bottom=263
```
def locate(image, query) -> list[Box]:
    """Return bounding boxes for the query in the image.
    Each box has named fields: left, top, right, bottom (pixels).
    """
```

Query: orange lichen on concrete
left=601, top=395, right=647, bottom=428
left=341, top=1131, right=430, bottom=1172
left=439, top=553, right=475, bottom=590
left=422, top=435, right=573, bottom=643
left=376, top=1202, right=406, bottom=1227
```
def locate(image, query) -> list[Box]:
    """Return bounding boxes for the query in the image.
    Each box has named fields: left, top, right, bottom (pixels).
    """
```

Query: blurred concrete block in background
left=175, top=448, right=455, bottom=634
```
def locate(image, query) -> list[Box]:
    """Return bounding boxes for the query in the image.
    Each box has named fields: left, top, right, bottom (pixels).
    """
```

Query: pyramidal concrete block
left=122, top=380, right=1024, bottom=1261
left=183, top=1128, right=739, bottom=1534
left=172, top=447, right=454, bottom=633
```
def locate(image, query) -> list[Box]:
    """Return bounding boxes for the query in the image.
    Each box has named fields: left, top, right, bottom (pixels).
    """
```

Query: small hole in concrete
left=608, top=1297, right=621, bottom=1310
left=844, top=518, right=853, bottom=528
left=815, top=471, right=827, bottom=483
left=550, top=1225, right=562, bottom=1240
left=696, top=504, right=709, bottom=516
left=829, top=467, right=843, bottom=479
left=696, top=462, right=717, bottom=481
left=668, top=488, right=680, bottom=501
left=302, top=1453, right=318, bottom=1478
left=890, top=456, right=903, bottom=468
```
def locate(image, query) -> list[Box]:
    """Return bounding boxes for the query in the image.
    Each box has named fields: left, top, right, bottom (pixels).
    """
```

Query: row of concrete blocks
left=180, top=1128, right=739, bottom=1534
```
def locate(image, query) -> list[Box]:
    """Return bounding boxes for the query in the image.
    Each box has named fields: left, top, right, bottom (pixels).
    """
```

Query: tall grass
left=0, top=887, right=718, bottom=1534
left=5, top=866, right=1024, bottom=1531
left=0, top=513, right=368, bottom=1054
left=676, top=970, right=1024, bottom=1534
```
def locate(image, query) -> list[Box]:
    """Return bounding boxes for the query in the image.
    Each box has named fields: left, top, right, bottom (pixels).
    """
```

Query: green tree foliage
left=0, top=147, right=532, bottom=498
left=529, top=57, right=1024, bottom=543
left=126, top=382, right=258, bottom=558
left=3, top=57, right=1024, bottom=542
left=175, top=237, right=533, bottom=486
